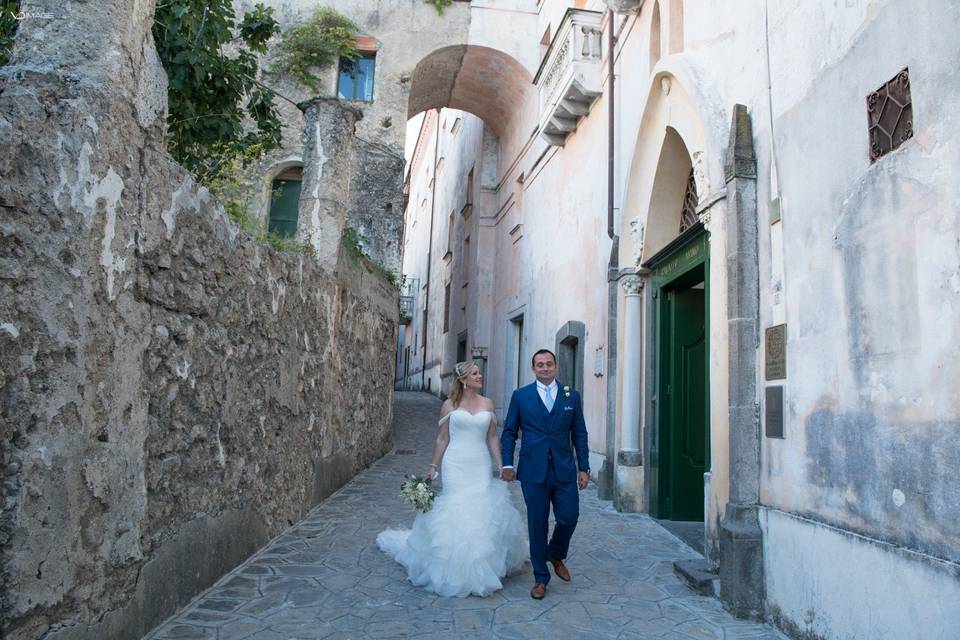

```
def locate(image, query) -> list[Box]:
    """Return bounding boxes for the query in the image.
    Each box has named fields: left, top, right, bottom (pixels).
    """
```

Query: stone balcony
left=533, top=9, right=604, bottom=146
left=398, top=276, right=417, bottom=323
left=399, top=296, right=414, bottom=324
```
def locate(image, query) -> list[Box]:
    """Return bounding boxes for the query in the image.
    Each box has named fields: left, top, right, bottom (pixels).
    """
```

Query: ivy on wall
left=432, top=0, right=454, bottom=15
left=0, top=1, right=20, bottom=66
left=269, top=8, right=359, bottom=90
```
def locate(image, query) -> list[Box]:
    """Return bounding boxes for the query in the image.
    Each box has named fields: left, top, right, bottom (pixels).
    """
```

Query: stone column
left=614, top=273, right=644, bottom=512
left=299, top=97, right=362, bottom=269
left=599, top=238, right=620, bottom=500
left=719, top=104, right=765, bottom=619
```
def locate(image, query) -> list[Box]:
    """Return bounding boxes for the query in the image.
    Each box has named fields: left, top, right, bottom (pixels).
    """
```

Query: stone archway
left=407, top=45, right=537, bottom=150
left=401, top=44, right=536, bottom=398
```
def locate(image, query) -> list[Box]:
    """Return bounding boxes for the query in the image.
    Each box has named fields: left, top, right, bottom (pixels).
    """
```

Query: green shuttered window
left=267, top=166, right=302, bottom=238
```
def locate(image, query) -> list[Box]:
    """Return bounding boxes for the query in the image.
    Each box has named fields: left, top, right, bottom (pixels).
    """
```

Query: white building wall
left=399, top=1, right=960, bottom=636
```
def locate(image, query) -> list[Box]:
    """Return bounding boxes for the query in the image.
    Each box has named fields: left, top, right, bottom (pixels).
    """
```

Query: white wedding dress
left=376, top=409, right=527, bottom=597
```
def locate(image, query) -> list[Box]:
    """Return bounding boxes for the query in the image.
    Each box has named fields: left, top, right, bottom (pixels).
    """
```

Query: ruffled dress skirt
left=376, top=412, right=527, bottom=597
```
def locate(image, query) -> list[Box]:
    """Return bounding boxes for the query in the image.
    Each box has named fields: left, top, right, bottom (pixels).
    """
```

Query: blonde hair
left=449, top=360, right=479, bottom=407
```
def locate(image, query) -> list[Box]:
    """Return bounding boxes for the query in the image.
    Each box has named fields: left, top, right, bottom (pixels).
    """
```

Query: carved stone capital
left=620, top=274, right=642, bottom=295
left=699, top=209, right=713, bottom=231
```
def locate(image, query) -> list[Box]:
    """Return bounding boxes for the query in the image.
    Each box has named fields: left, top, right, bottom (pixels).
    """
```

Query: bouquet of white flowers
left=400, top=475, right=437, bottom=512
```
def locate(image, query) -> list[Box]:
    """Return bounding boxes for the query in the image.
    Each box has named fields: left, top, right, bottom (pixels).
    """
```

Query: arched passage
left=407, top=45, right=536, bottom=142
left=400, top=44, right=537, bottom=397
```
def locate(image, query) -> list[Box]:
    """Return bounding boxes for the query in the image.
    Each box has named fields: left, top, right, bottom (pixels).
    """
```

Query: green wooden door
left=268, top=179, right=301, bottom=238
left=647, top=227, right=709, bottom=520
left=668, top=284, right=707, bottom=520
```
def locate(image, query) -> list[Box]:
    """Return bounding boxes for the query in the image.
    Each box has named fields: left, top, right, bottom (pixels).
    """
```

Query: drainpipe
left=607, top=8, right=616, bottom=241
left=421, top=109, right=441, bottom=391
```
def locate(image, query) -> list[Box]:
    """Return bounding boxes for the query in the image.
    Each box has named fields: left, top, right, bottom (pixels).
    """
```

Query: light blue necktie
left=543, top=385, right=554, bottom=412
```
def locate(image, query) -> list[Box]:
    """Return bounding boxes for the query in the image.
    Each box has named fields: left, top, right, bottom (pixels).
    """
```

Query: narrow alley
left=146, top=394, right=787, bottom=640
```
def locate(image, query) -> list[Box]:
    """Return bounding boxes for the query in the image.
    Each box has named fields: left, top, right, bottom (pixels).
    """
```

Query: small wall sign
left=765, top=323, right=787, bottom=381
left=765, top=385, right=785, bottom=439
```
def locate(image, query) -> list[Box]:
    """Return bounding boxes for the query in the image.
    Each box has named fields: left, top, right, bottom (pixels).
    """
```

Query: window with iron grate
left=867, top=68, right=912, bottom=163
left=679, top=168, right=698, bottom=234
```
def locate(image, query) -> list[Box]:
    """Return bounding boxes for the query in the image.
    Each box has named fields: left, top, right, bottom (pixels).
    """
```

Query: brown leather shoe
left=549, top=557, right=571, bottom=582
left=530, top=583, right=547, bottom=599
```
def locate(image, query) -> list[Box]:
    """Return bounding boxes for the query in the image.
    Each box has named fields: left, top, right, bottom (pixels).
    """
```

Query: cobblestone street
left=146, top=393, right=788, bottom=640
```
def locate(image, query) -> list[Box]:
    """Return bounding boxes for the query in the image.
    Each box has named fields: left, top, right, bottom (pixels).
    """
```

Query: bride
left=377, top=360, right=527, bottom=597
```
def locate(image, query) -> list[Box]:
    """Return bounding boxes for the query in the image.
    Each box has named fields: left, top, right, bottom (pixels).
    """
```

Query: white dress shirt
left=503, top=380, right=558, bottom=471
left=537, top=380, right=558, bottom=408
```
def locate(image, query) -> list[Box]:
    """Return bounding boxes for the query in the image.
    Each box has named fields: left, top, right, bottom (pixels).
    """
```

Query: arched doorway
left=641, top=128, right=709, bottom=522
left=615, top=66, right=730, bottom=556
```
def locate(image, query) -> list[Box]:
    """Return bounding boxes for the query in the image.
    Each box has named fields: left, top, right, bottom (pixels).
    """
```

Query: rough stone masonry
left=0, top=2, right=398, bottom=638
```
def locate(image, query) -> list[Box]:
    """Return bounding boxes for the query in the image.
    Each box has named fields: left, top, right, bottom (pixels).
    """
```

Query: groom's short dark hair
left=531, top=349, right=557, bottom=367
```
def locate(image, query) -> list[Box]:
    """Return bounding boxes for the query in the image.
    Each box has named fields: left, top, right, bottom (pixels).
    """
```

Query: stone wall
left=347, top=139, right=406, bottom=273
left=0, top=2, right=397, bottom=639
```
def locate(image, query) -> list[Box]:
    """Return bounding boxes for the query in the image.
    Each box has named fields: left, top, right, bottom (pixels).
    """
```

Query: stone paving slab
left=145, top=392, right=788, bottom=640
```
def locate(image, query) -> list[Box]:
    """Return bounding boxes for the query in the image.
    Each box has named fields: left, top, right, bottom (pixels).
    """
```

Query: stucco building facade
left=395, top=1, right=960, bottom=638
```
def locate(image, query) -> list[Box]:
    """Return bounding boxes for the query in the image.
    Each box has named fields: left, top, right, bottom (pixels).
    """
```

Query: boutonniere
left=563, top=386, right=571, bottom=398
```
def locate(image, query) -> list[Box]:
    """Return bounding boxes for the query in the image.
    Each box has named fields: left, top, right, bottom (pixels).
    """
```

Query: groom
left=501, top=349, right=590, bottom=599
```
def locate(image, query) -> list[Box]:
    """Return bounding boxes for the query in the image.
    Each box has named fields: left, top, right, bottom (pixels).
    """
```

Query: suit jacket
left=501, top=381, right=590, bottom=483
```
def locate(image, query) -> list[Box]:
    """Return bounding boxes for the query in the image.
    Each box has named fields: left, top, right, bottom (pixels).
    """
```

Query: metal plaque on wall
left=765, top=323, right=787, bottom=380
left=765, top=385, right=784, bottom=439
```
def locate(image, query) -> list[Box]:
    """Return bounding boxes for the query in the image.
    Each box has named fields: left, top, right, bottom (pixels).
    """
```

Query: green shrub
left=270, top=8, right=358, bottom=90
left=342, top=227, right=397, bottom=286
left=153, top=1, right=282, bottom=184
left=0, top=1, right=20, bottom=66
left=432, top=0, right=454, bottom=15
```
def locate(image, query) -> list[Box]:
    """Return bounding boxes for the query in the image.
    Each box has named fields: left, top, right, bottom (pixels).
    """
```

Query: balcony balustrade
left=534, top=9, right=604, bottom=146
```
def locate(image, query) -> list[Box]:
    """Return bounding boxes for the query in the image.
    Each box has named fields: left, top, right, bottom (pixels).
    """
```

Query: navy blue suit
left=501, top=381, right=589, bottom=585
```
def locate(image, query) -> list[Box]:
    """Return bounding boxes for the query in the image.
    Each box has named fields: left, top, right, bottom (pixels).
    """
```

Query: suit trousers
left=520, top=457, right=580, bottom=585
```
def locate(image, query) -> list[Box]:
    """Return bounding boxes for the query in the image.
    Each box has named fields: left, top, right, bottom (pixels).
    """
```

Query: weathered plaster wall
left=758, top=0, right=960, bottom=566
left=762, top=508, right=960, bottom=640
left=348, top=139, right=406, bottom=273
left=667, top=0, right=960, bottom=633
left=0, top=2, right=397, bottom=638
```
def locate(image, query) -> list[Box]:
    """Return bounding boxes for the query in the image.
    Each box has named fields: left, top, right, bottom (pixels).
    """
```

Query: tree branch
left=244, top=73, right=301, bottom=109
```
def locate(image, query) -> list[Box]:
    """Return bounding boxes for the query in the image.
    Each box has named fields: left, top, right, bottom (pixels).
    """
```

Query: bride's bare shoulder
left=440, top=399, right=455, bottom=416
left=478, top=395, right=495, bottom=411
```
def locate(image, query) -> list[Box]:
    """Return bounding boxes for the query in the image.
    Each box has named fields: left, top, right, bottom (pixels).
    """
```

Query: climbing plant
left=431, top=0, right=454, bottom=15
left=269, top=7, right=358, bottom=91
left=343, top=227, right=398, bottom=285
left=0, top=1, right=20, bottom=66
left=153, top=0, right=282, bottom=184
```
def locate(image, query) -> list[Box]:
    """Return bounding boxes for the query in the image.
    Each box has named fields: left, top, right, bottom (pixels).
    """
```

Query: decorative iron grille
left=679, top=168, right=699, bottom=233
left=867, top=68, right=913, bottom=163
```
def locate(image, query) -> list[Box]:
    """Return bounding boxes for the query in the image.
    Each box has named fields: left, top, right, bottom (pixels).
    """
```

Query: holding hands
left=578, top=471, right=589, bottom=490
